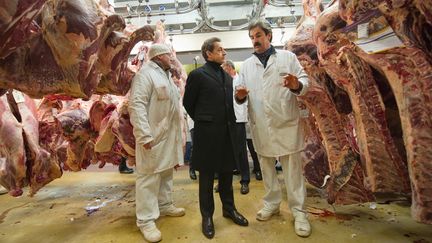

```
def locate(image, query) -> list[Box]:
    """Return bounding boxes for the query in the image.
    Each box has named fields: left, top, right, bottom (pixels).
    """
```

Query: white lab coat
left=232, top=74, right=248, bottom=123
left=129, top=61, right=183, bottom=174
left=239, top=49, right=309, bottom=157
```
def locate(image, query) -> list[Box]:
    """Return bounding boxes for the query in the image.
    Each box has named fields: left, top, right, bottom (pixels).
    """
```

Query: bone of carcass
left=285, top=0, right=373, bottom=204
left=40, top=0, right=126, bottom=98
left=314, top=2, right=410, bottom=197
left=95, top=25, right=154, bottom=95
left=0, top=0, right=47, bottom=59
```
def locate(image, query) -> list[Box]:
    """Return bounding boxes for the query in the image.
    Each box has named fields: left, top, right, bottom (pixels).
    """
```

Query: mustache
left=254, top=42, right=261, bottom=47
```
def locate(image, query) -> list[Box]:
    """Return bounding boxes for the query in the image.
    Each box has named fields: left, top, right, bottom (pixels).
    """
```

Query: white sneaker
left=140, top=223, right=162, bottom=242
left=256, top=207, right=280, bottom=221
left=160, top=205, right=185, bottom=217
left=0, top=185, right=7, bottom=195
left=294, top=213, right=311, bottom=237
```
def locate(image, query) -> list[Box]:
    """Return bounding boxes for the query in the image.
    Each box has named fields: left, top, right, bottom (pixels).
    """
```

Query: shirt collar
left=253, top=45, right=276, bottom=67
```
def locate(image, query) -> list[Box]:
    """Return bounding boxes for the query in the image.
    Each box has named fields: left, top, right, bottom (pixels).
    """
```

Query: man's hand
left=143, top=142, right=152, bottom=150
left=282, top=74, right=300, bottom=90
left=235, top=85, right=249, bottom=100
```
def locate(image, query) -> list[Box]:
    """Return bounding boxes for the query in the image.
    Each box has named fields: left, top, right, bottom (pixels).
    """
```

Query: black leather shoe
left=189, top=169, right=197, bottom=180
left=119, top=161, right=133, bottom=174
left=202, top=217, right=215, bottom=239
left=222, top=210, right=248, bottom=226
left=255, top=171, right=262, bottom=181
left=240, top=183, right=249, bottom=194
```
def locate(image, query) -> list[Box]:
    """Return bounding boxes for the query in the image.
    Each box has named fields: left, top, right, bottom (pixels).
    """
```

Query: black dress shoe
left=119, top=160, right=134, bottom=174
left=240, top=183, right=249, bottom=194
left=119, top=167, right=134, bottom=174
left=189, top=169, right=197, bottom=180
left=222, top=209, right=248, bottom=226
left=255, top=171, right=262, bottom=180
left=202, top=217, right=215, bottom=239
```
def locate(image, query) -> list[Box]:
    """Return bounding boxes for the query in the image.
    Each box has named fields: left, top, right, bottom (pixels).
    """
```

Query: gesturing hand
left=235, top=85, right=249, bottom=100
left=282, top=74, right=300, bottom=90
left=143, top=142, right=152, bottom=150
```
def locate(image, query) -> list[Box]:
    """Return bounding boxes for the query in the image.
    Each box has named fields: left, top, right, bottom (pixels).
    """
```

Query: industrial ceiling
left=112, top=0, right=330, bottom=38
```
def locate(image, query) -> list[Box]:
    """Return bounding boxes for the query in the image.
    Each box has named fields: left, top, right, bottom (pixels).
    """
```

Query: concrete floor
left=0, top=166, right=431, bottom=243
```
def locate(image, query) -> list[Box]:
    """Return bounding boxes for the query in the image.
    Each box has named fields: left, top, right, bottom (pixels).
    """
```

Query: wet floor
left=0, top=166, right=431, bottom=243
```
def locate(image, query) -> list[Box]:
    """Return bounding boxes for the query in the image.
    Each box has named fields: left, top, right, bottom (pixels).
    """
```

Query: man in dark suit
left=183, top=37, right=249, bottom=239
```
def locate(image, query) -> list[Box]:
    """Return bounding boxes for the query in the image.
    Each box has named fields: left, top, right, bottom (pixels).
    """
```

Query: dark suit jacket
left=183, top=62, right=238, bottom=173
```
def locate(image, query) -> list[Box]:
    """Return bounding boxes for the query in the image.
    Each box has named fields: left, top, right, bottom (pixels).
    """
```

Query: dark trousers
left=189, top=128, right=195, bottom=171
left=246, top=138, right=261, bottom=173
left=236, top=122, right=250, bottom=184
left=199, top=171, right=235, bottom=218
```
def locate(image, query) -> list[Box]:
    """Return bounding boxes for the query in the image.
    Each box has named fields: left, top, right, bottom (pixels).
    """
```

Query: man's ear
left=268, top=33, right=272, bottom=41
left=206, top=50, right=212, bottom=60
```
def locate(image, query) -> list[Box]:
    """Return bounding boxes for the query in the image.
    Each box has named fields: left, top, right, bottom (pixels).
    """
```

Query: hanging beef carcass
left=56, top=102, right=95, bottom=171
left=313, top=2, right=411, bottom=198
left=95, top=24, right=154, bottom=95
left=89, top=97, right=127, bottom=167
left=1, top=0, right=154, bottom=99
left=40, top=0, right=127, bottom=98
left=0, top=0, right=129, bottom=99
left=0, top=91, right=62, bottom=196
left=37, top=98, right=64, bottom=157
left=18, top=93, right=62, bottom=196
left=285, top=0, right=374, bottom=204
left=0, top=0, right=47, bottom=59
left=0, top=29, right=69, bottom=98
left=112, top=100, right=135, bottom=157
left=338, top=0, right=432, bottom=225
left=92, top=100, right=118, bottom=153
left=0, top=93, right=28, bottom=196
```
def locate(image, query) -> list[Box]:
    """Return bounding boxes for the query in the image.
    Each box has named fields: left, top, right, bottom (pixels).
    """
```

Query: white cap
left=148, top=43, right=171, bottom=60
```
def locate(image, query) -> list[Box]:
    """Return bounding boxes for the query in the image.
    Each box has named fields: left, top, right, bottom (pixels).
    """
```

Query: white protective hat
left=148, top=43, right=171, bottom=60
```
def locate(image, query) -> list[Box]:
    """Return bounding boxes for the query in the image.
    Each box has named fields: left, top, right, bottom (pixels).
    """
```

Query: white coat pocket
left=155, top=86, right=169, bottom=100
left=152, top=117, right=169, bottom=145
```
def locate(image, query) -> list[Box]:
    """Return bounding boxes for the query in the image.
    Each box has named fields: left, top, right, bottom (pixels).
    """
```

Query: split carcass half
left=286, top=0, right=374, bottom=204
left=0, top=91, right=61, bottom=196
left=338, top=0, right=432, bottom=224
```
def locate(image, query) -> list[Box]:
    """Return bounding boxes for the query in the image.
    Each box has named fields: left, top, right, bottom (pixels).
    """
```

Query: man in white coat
left=235, top=19, right=311, bottom=237
left=129, top=43, right=185, bottom=242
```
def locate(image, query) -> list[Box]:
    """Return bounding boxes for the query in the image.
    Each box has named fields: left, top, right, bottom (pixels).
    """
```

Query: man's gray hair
left=201, top=37, right=221, bottom=61
left=223, top=60, right=235, bottom=69
left=248, top=19, right=273, bottom=42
